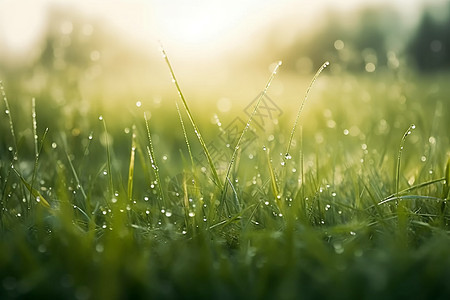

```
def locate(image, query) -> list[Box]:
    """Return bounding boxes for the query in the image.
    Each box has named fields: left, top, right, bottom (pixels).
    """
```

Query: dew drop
left=188, top=212, right=195, bottom=217
left=136, top=101, right=142, bottom=108
left=96, top=244, right=104, bottom=253
left=98, top=115, right=103, bottom=121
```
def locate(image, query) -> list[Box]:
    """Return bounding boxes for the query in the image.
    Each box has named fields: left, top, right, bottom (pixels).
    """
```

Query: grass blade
left=176, top=102, right=195, bottom=172
left=160, top=45, right=221, bottom=188
left=284, top=61, right=330, bottom=162
left=99, top=115, right=114, bottom=198
left=395, top=124, right=416, bottom=195
left=221, top=61, right=282, bottom=210
left=1, top=81, right=18, bottom=159
left=266, top=147, right=280, bottom=206
left=127, top=125, right=137, bottom=202
left=12, top=167, right=50, bottom=208
left=144, top=112, right=165, bottom=206
left=444, top=158, right=449, bottom=199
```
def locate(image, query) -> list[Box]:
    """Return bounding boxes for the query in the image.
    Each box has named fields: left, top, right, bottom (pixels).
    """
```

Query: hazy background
left=0, top=0, right=449, bottom=111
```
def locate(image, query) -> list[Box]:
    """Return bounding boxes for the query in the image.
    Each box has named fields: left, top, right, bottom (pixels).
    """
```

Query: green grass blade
left=395, top=124, right=416, bottom=195
left=160, top=45, right=221, bottom=188
left=220, top=61, right=282, bottom=210
left=285, top=61, right=330, bottom=162
left=266, top=147, right=280, bottom=205
left=99, top=115, right=114, bottom=198
left=127, top=125, right=137, bottom=202
left=176, top=102, right=195, bottom=172
left=144, top=112, right=165, bottom=205
left=444, top=158, right=449, bottom=199
left=63, top=145, right=88, bottom=201
left=12, top=167, right=50, bottom=208
left=0, top=81, right=18, bottom=159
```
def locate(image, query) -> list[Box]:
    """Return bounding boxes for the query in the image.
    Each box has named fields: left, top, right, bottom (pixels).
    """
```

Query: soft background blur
left=1, top=0, right=449, bottom=97
left=0, top=0, right=449, bottom=158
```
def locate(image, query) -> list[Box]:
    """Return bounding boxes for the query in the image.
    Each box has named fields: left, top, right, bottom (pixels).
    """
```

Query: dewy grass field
left=1, top=47, right=449, bottom=299
left=0, top=3, right=450, bottom=298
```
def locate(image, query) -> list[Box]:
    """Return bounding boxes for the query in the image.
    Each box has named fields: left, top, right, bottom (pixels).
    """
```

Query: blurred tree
left=407, top=2, right=450, bottom=72
left=278, top=5, right=403, bottom=74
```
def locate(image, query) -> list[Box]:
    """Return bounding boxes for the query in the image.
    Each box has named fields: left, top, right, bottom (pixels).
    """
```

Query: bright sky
left=0, top=0, right=427, bottom=57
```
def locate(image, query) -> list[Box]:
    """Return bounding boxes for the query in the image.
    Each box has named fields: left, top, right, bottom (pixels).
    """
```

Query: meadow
left=0, top=47, right=449, bottom=299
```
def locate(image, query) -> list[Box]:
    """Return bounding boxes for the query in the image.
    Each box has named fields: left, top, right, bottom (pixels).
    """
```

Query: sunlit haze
left=0, top=0, right=425, bottom=59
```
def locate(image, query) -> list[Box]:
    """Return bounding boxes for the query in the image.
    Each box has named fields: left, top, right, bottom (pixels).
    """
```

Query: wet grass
left=0, top=60, right=449, bottom=300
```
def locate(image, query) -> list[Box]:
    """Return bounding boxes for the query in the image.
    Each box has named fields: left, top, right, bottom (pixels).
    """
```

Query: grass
left=0, top=51, right=449, bottom=300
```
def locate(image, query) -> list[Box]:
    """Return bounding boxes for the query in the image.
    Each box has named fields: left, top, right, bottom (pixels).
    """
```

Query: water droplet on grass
left=189, top=212, right=195, bottom=217
left=38, top=244, right=47, bottom=253
left=96, top=244, right=104, bottom=253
